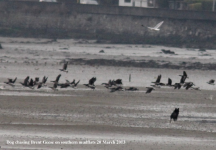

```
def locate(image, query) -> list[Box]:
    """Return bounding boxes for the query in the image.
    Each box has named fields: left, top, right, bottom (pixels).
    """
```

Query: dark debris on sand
left=67, top=58, right=216, bottom=70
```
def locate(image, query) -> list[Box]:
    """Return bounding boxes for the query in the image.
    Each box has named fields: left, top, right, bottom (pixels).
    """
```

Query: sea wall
left=0, top=1, right=216, bottom=48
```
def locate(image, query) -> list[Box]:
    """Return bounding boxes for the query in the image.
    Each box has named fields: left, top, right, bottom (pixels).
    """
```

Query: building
left=119, top=0, right=156, bottom=8
left=40, top=0, right=57, bottom=2
left=80, top=0, right=98, bottom=5
left=169, top=0, right=187, bottom=10
left=57, top=0, right=79, bottom=3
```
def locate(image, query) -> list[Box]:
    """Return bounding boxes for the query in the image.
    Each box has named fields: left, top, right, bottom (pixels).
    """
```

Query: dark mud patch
left=66, top=58, right=216, bottom=70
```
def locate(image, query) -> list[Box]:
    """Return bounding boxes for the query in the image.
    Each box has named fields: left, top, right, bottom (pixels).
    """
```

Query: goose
left=28, top=78, right=35, bottom=89
left=60, top=83, right=70, bottom=88
left=184, top=82, right=195, bottom=90
left=49, top=82, right=58, bottom=91
left=115, top=79, right=123, bottom=85
left=207, top=79, right=215, bottom=85
left=180, top=75, right=187, bottom=84
left=83, top=84, right=96, bottom=90
left=51, top=74, right=61, bottom=83
left=151, top=74, right=165, bottom=86
left=42, top=76, right=48, bottom=85
left=191, top=87, right=201, bottom=91
left=33, top=77, right=40, bottom=85
left=20, top=76, right=29, bottom=87
left=102, top=79, right=112, bottom=87
left=37, top=76, right=48, bottom=89
left=170, top=108, right=179, bottom=123
left=125, top=87, right=139, bottom=91
left=37, top=82, right=42, bottom=89
left=179, top=71, right=188, bottom=78
left=66, top=79, right=75, bottom=85
left=146, top=87, right=155, bottom=94
left=89, top=77, right=96, bottom=86
left=151, top=84, right=161, bottom=88
left=166, top=78, right=173, bottom=86
left=174, top=83, right=181, bottom=89
left=65, top=79, right=79, bottom=88
left=4, top=77, right=17, bottom=86
left=59, top=62, right=68, bottom=73
left=84, top=77, right=97, bottom=89
left=84, top=77, right=96, bottom=86
left=72, top=80, right=80, bottom=88
left=151, top=74, right=161, bottom=85
left=110, top=86, right=124, bottom=92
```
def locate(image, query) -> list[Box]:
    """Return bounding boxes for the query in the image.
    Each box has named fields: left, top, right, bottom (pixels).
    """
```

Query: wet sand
left=0, top=37, right=216, bottom=149
left=0, top=88, right=216, bottom=150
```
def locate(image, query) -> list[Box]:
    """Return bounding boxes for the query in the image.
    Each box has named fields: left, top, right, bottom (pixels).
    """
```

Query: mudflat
left=0, top=37, right=216, bottom=150
left=1, top=88, right=216, bottom=150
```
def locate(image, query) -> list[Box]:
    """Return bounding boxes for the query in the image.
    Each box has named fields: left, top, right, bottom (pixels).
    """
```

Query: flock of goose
left=3, top=62, right=123, bottom=92
left=3, top=62, right=215, bottom=93
left=3, top=61, right=216, bottom=123
left=146, top=71, right=216, bottom=93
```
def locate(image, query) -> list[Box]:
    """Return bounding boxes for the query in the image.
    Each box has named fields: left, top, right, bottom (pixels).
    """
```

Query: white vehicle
left=80, top=0, right=98, bottom=5
left=147, top=21, right=164, bottom=31
left=39, top=0, right=57, bottom=2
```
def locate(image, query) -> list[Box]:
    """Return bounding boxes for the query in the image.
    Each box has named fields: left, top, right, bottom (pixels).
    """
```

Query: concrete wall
left=0, top=1, right=216, bottom=48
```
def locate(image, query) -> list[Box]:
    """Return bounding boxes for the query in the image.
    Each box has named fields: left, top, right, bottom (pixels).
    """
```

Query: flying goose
left=84, top=84, right=96, bottom=90
left=4, top=77, right=17, bottom=86
left=151, top=74, right=165, bottom=87
left=146, top=87, right=155, bottom=94
left=28, top=78, right=35, bottom=89
left=191, top=87, right=201, bottom=91
left=184, top=82, right=195, bottom=90
left=115, top=79, right=123, bottom=85
left=84, top=77, right=96, bottom=86
left=72, top=80, right=80, bottom=88
left=20, top=76, right=29, bottom=87
left=174, top=83, right=181, bottom=89
left=84, top=77, right=97, bottom=90
left=66, top=79, right=75, bottom=85
left=59, top=83, right=70, bottom=88
left=51, top=74, right=61, bottom=83
left=37, top=76, right=48, bottom=89
left=102, top=79, right=112, bottom=87
left=37, top=82, right=42, bottom=89
left=207, top=79, right=215, bottom=85
left=49, top=82, right=58, bottom=91
left=59, top=62, right=68, bottom=73
left=166, top=78, right=173, bottom=86
left=33, top=77, right=40, bottom=85
left=180, top=75, right=187, bottom=84
left=42, top=76, right=48, bottom=85
left=89, top=77, right=96, bottom=86
left=110, top=86, right=124, bottom=92
left=179, top=71, right=188, bottom=78
left=152, top=74, right=161, bottom=85
left=125, top=87, right=139, bottom=91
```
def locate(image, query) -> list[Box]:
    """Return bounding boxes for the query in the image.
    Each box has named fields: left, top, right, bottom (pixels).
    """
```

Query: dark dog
left=170, top=108, right=179, bottom=123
